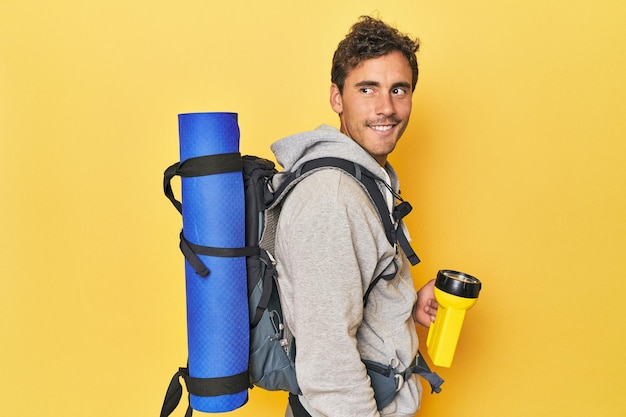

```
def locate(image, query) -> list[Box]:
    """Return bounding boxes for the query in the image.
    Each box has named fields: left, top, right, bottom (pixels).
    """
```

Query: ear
left=329, top=83, right=343, bottom=114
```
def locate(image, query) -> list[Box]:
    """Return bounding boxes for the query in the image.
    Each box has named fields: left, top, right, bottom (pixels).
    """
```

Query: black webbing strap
left=285, top=158, right=397, bottom=246
left=404, top=352, right=444, bottom=394
left=363, top=259, right=398, bottom=307
left=288, top=393, right=313, bottom=417
left=183, top=369, right=250, bottom=397
left=362, top=351, right=444, bottom=398
left=179, top=231, right=259, bottom=277
left=161, top=368, right=193, bottom=417
left=160, top=367, right=250, bottom=417
left=163, top=152, right=242, bottom=214
left=163, top=153, right=254, bottom=276
left=392, top=201, right=420, bottom=265
left=277, top=157, right=419, bottom=265
left=250, top=250, right=276, bottom=328
left=274, top=157, right=421, bottom=306
left=396, top=227, right=419, bottom=265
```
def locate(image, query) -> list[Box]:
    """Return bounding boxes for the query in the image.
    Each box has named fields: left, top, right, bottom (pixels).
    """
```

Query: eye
left=360, top=87, right=374, bottom=94
left=392, top=87, right=408, bottom=97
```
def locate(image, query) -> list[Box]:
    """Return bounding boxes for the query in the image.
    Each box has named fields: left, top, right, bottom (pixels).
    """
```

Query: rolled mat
left=178, top=112, right=249, bottom=412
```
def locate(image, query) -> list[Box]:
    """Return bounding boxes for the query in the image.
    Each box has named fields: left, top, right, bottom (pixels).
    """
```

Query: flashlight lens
left=442, top=270, right=480, bottom=284
left=436, top=270, right=482, bottom=298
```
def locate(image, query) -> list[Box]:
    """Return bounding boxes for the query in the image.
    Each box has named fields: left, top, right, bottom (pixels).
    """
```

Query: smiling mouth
left=367, top=118, right=401, bottom=132
left=370, top=124, right=395, bottom=132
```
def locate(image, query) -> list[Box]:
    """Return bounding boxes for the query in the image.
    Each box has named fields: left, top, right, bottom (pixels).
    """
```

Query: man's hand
left=413, top=279, right=439, bottom=327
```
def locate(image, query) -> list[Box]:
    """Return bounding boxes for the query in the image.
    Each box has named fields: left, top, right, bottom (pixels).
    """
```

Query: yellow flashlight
left=427, top=270, right=482, bottom=367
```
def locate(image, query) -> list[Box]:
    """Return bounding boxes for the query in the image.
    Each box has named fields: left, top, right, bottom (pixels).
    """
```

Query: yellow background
left=1, top=1, right=625, bottom=416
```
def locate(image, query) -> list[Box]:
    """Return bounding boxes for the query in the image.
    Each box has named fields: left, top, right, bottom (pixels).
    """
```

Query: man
left=271, top=16, right=438, bottom=417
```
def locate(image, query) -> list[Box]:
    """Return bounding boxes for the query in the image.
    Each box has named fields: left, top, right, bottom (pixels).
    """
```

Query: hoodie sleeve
left=275, top=169, right=389, bottom=417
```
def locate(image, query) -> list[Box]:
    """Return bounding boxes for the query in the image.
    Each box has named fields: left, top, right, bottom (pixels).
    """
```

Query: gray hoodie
left=271, top=125, right=422, bottom=417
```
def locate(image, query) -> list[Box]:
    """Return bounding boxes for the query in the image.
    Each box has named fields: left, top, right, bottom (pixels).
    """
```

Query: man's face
left=330, top=51, right=413, bottom=166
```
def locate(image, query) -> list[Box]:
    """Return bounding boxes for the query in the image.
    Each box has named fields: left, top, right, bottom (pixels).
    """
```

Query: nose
left=375, top=92, right=395, bottom=117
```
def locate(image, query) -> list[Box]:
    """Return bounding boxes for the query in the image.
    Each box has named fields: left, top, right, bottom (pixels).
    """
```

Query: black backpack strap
left=399, top=352, right=444, bottom=394
left=164, top=152, right=242, bottom=214
left=391, top=201, right=420, bottom=265
left=363, top=351, right=443, bottom=411
left=292, top=158, right=419, bottom=266
left=288, top=393, right=313, bottom=417
left=250, top=249, right=277, bottom=328
left=160, top=368, right=193, bottom=417
left=179, top=231, right=259, bottom=277
left=363, top=258, right=398, bottom=307
left=273, top=157, right=420, bottom=305
left=182, top=370, right=250, bottom=397
left=160, top=367, right=251, bottom=417
left=163, top=153, right=259, bottom=277
left=278, top=158, right=397, bottom=247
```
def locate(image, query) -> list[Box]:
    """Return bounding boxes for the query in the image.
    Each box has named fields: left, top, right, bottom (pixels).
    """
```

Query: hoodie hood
left=270, top=124, right=401, bottom=191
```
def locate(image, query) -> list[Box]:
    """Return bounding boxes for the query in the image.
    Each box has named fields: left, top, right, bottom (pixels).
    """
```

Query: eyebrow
left=355, top=80, right=412, bottom=90
left=355, top=80, right=380, bottom=87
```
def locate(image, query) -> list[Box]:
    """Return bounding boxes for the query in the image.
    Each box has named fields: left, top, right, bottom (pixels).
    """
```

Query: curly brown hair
left=331, top=16, right=420, bottom=93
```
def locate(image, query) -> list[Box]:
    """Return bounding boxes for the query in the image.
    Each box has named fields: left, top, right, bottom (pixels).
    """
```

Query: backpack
left=160, top=153, right=443, bottom=417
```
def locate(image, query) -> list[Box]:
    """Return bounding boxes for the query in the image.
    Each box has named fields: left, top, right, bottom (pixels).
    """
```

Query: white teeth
left=371, top=125, right=393, bottom=131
